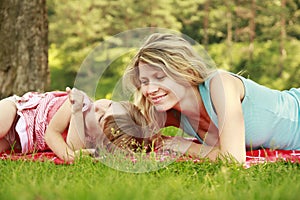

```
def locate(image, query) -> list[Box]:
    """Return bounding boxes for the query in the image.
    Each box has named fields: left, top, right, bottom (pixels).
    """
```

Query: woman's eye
left=140, top=80, right=148, bottom=85
left=156, top=75, right=166, bottom=80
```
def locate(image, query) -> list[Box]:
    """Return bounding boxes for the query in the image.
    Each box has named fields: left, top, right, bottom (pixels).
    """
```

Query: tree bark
left=279, top=0, right=287, bottom=77
left=0, top=0, right=49, bottom=99
left=225, top=0, right=233, bottom=66
left=249, top=0, right=256, bottom=61
left=202, top=0, right=209, bottom=50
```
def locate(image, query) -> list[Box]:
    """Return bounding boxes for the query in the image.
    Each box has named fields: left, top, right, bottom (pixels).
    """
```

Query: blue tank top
left=182, top=70, right=300, bottom=150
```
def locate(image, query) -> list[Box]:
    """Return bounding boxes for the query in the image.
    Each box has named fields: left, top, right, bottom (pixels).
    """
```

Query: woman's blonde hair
left=123, top=33, right=216, bottom=127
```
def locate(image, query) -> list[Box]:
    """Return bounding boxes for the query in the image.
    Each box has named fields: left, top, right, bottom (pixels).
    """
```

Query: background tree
left=0, top=0, right=49, bottom=98
left=48, top=0, right=181, bottom=92
left=47, top=0, right=300, bottom=98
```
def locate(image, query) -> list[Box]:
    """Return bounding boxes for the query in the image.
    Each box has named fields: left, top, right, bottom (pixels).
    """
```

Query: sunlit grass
left=1, top=155, right=300, bottom=200
left=1, top=127, right=300, bottom=199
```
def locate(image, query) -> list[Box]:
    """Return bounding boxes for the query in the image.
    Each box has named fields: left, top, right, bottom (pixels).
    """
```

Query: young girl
left=0, top=87, right=161, bottom=162
left=124, top=32, right=300, bottom=163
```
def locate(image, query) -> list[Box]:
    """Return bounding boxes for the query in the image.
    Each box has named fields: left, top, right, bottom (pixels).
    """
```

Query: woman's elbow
left=217, top=150, right=246, bottom=164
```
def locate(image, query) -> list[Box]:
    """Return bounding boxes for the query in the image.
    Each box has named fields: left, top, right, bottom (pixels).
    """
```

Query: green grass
left=1, top=156, right=300, bottom=200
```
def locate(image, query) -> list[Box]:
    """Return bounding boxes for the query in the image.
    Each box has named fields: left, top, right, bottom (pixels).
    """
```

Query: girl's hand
left=66, top=87, right=84, bottom=113
left=74, top=149, right=96, bottom=157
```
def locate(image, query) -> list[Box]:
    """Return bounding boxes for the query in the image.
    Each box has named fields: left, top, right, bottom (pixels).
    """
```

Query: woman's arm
left=210, top=72, right=246, bottom=163
left=162, top=73, right=245, bottom=163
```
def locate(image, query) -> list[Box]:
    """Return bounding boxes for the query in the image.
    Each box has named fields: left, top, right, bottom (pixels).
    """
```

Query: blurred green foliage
left=47, top=0, right=300, bottom=98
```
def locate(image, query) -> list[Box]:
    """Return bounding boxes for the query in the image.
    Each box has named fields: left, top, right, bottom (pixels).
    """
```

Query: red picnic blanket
left=244, top=149, right=300, bottom=168
left=1, top=149, right=300, bottom=167
left=0, top=150, right=67, bottom=165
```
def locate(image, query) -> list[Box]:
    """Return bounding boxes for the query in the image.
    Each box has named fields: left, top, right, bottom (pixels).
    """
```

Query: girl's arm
left=44, top=88, right=86, bottom=162
left=44, top=99, right=76, bottom=162
left=65, top=87, right=85, bottom=150
left=210, top=72, right=246, bottom=163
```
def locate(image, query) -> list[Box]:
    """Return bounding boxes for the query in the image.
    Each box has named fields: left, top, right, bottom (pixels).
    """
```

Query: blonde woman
left=123, top=33, right=300, bottom=163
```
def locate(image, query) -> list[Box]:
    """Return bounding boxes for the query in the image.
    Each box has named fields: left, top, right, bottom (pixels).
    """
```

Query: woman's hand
left=161, top=136, right=221, bottom=161
left=162, top=136, right=193, bottom=154
left=66, top=87, right=84, bottom=113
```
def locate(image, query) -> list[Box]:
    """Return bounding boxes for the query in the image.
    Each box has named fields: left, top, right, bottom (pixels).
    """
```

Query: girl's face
left=138, top=61, right=188, bottom=112
left=93, top=99, right=128, bottom=128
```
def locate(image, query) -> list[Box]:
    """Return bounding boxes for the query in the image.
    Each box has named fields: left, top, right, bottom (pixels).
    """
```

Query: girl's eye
left=98, top=115, right=103, bottom=123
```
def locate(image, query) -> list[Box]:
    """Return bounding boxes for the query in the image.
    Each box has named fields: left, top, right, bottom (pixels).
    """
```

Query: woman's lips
left=150, top=94, right=167, bottom=104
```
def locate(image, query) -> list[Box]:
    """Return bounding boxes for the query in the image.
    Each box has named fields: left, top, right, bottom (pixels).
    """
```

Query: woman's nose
left=146, top=83, right=159, bottom=95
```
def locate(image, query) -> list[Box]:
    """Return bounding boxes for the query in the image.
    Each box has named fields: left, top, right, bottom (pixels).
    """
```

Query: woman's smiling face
left=138, top=61, right=188, bottom=112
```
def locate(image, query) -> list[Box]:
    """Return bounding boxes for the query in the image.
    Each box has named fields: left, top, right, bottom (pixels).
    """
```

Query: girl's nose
left=102, top=99, right=112, bottom=108
left=94, top=99, right=112, bottom=112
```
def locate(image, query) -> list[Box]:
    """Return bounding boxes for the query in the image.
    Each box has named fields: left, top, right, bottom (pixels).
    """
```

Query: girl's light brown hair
left=101, top=101, right=162, bottom=154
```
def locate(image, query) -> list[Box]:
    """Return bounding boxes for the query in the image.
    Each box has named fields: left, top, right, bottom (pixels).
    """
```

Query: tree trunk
left=0, top=0, right=49, bottom=99
left=279, top=0, right=287, bottom=77
left=202, top=0, right=209, bottom=50
left=225, top=0, right=233, bottom=67
left=249, top=0, right=256, bottom=61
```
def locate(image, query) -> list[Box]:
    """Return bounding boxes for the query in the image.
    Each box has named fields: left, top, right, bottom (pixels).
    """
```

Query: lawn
left=1, top=156, right=300, bottom=200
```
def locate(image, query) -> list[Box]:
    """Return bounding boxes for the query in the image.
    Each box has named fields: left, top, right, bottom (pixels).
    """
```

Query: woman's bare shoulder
left=210, top=71, right=245, bottom=100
